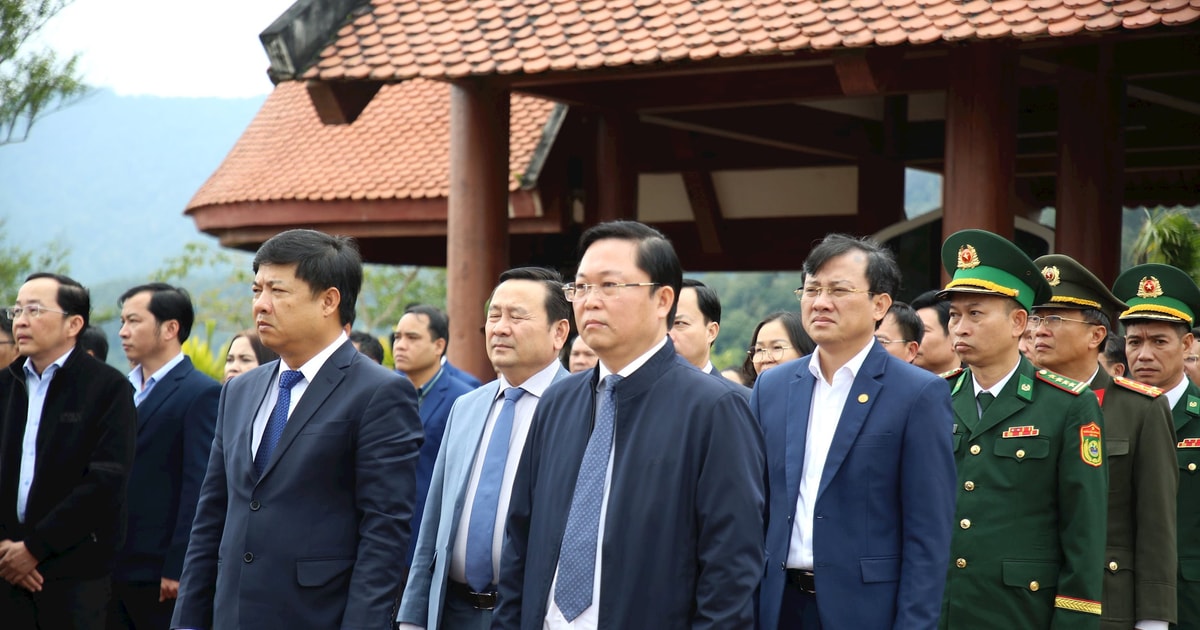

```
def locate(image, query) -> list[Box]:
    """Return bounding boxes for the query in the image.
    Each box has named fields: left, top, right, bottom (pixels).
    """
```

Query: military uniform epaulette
left=1036, top=369, right=1088, bottom=395
left=940, top=367, right=965, bottom=380
left=1112, top=376, right=1164, bottom=397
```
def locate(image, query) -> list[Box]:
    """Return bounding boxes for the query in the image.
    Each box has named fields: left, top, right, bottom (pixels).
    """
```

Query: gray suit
left=172, top=340, right=423, bottom=629
left=398, top=365, right=569, bottom=629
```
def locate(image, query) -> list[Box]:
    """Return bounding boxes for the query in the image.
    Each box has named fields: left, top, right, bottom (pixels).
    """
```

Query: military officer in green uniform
left=937, top=230, right=1107, bottom=629
left=1112, top=263, right=1200, bottom=630
left=1033, top=254, right=1177, bottom=630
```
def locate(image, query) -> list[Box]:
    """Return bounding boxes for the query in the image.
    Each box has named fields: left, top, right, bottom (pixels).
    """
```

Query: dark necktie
left=977, top=391, right=995, bottom=420
left=254, top=369, right=303, bottom=477
left=555, top=374, right=622, bottom=621
left=464, top=386, right=526, bottom=591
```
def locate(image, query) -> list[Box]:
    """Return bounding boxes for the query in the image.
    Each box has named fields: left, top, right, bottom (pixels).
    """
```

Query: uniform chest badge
left=1080, top=422, right=1102, bottom=467
left=957, top=244, right=980, bottom=269
left=1002, top=426, right=1039, bottom=438
left=1179, top=438, right=1200, bottom=448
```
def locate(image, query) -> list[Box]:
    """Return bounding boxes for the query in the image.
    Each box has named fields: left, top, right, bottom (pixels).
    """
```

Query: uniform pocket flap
left=296, top=557, right=354, bottom=587
left=994, top=437, right=1050, bottom=461
left=1105, top=547, right=1134, bottom=573
left=1180, top=557, right=1200, bottom=581
left=860, top=556, right=901, bottom=583
left=1107, top=438, right=1130, bottom=456
left=1002, top=560, right=1058, bottom=588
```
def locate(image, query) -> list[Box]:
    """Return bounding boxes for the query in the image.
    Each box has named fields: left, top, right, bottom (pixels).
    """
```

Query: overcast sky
left=40, top=0, right=298, bottom=98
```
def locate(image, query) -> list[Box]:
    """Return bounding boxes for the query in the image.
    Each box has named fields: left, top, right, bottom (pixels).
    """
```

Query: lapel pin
left=858, top=393, right=869, bottom=403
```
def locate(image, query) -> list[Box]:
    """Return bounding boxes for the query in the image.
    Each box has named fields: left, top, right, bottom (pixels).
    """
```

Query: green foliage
left=692, top=271, right=803, bottom=372
left=0, top=216, right=70, bottom=302
left=0, top=0, right=89, bottom=145
left=181, top=319, right=228, bottom=382
left=1130, top=207, right=1200, bottom=279
left=153, top=241, right=255, bottom=332
left=356, top=264, right=447, bottom=333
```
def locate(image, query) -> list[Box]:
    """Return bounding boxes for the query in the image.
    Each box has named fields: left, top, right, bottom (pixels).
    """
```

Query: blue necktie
left=554, top=374, right=622, bottom=621
left=254, top=369, right=303, bottom=477
left=464, top=386, right=527, bottom=591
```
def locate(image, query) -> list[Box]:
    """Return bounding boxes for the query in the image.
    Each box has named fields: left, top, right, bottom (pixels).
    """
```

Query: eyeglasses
left=748, top=345, right=794, bottom=362
left=1028, top=314, right=1097, bottom=330
left=6, top=305, right=69, bottom=320
left=794, top=286, right=874, bottom=301
left=875, top=337, right=913, bottom=346
left=563, top=282, right=660, bottom=302
left=1187, top=355, right=1199, bottom=365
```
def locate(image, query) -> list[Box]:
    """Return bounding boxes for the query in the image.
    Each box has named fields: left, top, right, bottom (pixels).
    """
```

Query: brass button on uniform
left=1189, top=462, right=1197, bottom=472
left=1016, top=449, right=1026, bottom=459
left=960, top=519, right=971, bottom=530
left=1029, top=581, right=1039, bottom=592
left=1108, top=561, right=1119, bottom=572
left=956, top=558, right=967, bottom=569
left=970, top=444, right=981, bottom=455
left=964, top=481, right=975, bottom=491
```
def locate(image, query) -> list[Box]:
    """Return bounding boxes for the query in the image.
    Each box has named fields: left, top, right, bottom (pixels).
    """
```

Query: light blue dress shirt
left=18, top=348, right=74, bottom=524
left=128, top=352, right=186, bottom=407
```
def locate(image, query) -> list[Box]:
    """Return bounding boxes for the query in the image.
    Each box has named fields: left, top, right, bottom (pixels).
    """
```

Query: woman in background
left=742, top=311, right=813, bottom=386
left=224, top=329, right=278, bottom=383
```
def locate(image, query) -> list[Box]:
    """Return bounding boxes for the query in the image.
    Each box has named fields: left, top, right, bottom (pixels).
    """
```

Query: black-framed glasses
left=794, top=286, right=874, bottom=301
left=6, top=305, right=69, bottom=320
left=563, top=282, right=660, bottom=302
left=1028, top=314, right=1097, bottom=330
left=748, top=345, right=794, bottom=362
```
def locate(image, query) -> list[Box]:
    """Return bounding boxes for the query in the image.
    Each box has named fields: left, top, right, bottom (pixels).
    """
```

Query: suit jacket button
left=250, top=500, right=261, bottom=511
left=243, top=552, right=254, bottom=563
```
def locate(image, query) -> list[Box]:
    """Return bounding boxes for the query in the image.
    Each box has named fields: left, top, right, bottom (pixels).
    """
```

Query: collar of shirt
left=417, top=365, right=445, bottom=406
left=703, top=360, right=716, bottom=374
left=597, top=336, right=669, bottom=384
left=1166, top=374, right=1190, bottom=410
left=128, top=352, right=186, bottom=396
left=1084, top=365, right=1102, bottom=388
left=972, top=358, right=1022, bottom=399
left=280, top=332, right=349, bottom=384
left=496, top=359, right=562, bottom=401
left=808, top=337, right=876, bottom=385
left=22, top=348, right=73, bottom=382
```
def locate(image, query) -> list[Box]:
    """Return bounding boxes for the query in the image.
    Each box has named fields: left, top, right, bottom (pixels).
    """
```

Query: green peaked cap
left=937, top=229, right=1050, bottom=311
left=1112, top=263, right=1200, bottom=325
left=1033, top=254, right=1127, bottom=327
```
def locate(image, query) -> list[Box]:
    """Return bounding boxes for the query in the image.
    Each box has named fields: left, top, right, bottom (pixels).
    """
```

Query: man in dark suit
left=392, top=304, right=475, bottom=565
left=398, top=267, right=572, bottom=630
left=669, top=279, right=724, bottom=376
left=1032, top=255, right=1177, bottom=629
left=0, top=273, right=138, bottom=629
left=494, top=221, right=765, bottom=629
left=753, top=234, right=957, bottom=629
left=107, top=283, right=221, bottom=629
left=171, top=229, right=423, bottom=629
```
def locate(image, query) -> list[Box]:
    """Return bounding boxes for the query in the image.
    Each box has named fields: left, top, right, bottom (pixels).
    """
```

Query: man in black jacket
left=0, top=273, right=137, bottom=629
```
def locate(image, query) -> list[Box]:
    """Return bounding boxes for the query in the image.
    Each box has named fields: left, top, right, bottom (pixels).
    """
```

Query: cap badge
left=1137, top=276, right=1164, bottom=299
left=957, top=244, right=980, bottom=270
left=1042, top=266, right=1061, bottom=287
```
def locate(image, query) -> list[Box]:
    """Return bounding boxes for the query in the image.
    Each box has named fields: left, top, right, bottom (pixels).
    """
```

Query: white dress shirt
left=1166, top=375, right=1189, bottom=411
left=544, top=336, right=668, bottom=630
left=787, top=339, right=874, bottom=569
left=18, top=349, right=73, bottom=523
left=450, top=360, right=563, bottom=584
left=128, top=352, right=185, bottom=407
left=250, top=333, right=346, bottom=456
left=970, top=359, right=1021, bottom=414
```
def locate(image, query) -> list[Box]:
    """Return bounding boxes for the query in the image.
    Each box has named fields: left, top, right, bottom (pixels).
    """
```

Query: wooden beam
left=305, top=80, right=382, bottom=125
left=672, top=131, right=725, bottom=255
left=595, top=111, right=638, bottom=223
left=834, top=49, right=905, bottom=97
left=858, top=96, right=907, bottom=234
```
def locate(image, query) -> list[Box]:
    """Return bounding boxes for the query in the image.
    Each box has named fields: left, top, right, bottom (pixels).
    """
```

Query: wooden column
left=1056, top=74, right=1124, bottom=285
left=594, top=111, right=639, bottom=224
left=943, top=42, right=1018, bottom=239
left=447, top=80, right=509, bottom=382
left=858, top=95, right=907, bottom=234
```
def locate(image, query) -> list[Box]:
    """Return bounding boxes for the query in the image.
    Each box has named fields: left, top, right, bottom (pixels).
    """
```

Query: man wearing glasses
left=0, top=273, right=137, bottom=629
left=1030, top=254, right=1177, bottom=630
left=494, top=220, right=765, bottom=629
left=1112, top=263, right=1200, bottom=628
left=753, top=234, right=956, bottom=629
left=876, top=301, right=924, bottom=364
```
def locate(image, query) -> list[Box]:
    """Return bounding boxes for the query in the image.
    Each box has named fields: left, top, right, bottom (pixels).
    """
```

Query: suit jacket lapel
left=136, top=358, right=191, bottom=431
left=235, top=362, right=277, bottom=486
left=257, top=341, right=353, bottom=483
left=449, top=382, right=501, bottom=493
left=817, top=345, right=885, bottom=501
left=785, top=359, right=815, bottom=511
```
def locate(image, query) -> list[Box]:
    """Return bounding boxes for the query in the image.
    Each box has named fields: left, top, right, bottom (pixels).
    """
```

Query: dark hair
left=0, top=312, right=11, bottom=338
left=497, top=266, right=572, bottom=324
left=741, top=311, right=815, bottom=386
left=77, top=326, right=109, bottom=361
left=1079, top=307, right=1111, bottom=333
left=26, top=272, right=90, bottom=328
left=886, top=302, right=924, bottom=346
left=910, top=290, right=951, bottom=335
left=253, top=229, right=363, bottom=327
left=802, top=234, right=901, bottom=298
left=119, top=282, right=196, bottom=343
left=349, top=331, right=384, bottom=363
left=682, top=278, right=721, bottom=325
left=1125, top=318, right=1192, bottom=339
left=404, top=304, right=451, bottom=355
left=578, top=220, right=683, bottom=326
left=230, top=329, right=279, bottom=365
left=1103, top=333, right=1128, bottom=374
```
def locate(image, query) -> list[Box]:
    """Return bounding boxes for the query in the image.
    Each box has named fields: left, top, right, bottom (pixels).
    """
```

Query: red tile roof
left=187, top=79, right=557, bottom=210
left=302, top=0, right=1200, bottom=82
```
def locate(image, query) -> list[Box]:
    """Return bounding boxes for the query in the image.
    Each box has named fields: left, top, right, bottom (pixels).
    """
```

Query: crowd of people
left=0, top=221, right=1197, bottom=629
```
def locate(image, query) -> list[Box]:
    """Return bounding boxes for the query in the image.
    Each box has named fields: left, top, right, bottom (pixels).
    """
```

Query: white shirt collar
left=1166, top=374, right=1191, bottom=410
left=129, top=352, right=186, bottom=388
left=598, top=336, right=669, bottom=382
left=808, top=338, right=876, bottom=385
left=281, top=332, right=349, bottom=383
left=973, top=358, right=1022, bottom=398
left=496, top=359, right=562, bottom=400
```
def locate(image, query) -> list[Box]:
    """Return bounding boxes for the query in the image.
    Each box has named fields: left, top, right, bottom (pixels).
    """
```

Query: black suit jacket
left=0, top=349, right=137, bottom=579
left=113, top=356, right=220, bottom=583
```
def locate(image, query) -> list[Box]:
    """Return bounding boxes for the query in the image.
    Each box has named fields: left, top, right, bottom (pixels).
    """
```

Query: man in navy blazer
left=398, top=267, right=571, bottom=629
left=494, top=221, right=765, bottom=629
left=109, top=283, right=220, bottom=629
left=392, top=304, right=475, bottom=566
left=752, top=234, right=957, bottom=629
left=171, top=230, right=423, bottom=629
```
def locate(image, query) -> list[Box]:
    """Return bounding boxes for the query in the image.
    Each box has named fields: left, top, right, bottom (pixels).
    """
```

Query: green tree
left=1, top=0, right=89, bottom=144
left=1130, top=207, right=1200, bottom=279
left=0, top=217, right=70, bottom=301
